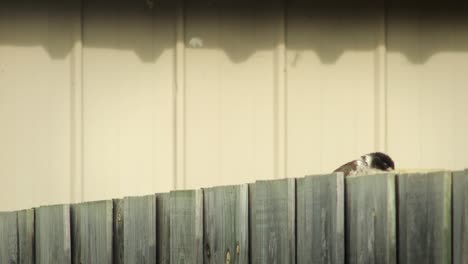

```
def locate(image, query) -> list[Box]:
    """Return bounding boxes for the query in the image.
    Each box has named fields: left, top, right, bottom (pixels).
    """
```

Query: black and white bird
left=333, top=152, right=395, bottom=177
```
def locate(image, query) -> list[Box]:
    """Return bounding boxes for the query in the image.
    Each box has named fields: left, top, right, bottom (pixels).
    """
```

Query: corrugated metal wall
left=1, top=0, right=467, bottom=210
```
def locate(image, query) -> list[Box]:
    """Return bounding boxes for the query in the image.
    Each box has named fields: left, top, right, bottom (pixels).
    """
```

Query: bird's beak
left=386, top=168, right=393, bottom=171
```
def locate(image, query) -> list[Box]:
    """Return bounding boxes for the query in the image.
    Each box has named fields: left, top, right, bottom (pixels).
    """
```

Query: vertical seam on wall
left=275, top=1, right=287, bottom=179
left=80, top=0, right=85, bottom=203
left=175, top=0, right=186, bottom=189
left=70, top=0, right=84, bottom=203
left=375, top=3, right=388, bottom=153
left=284, top=1, right=288, bottom=179
left=383, top=4, right=388, bottom=152
left=172, top=9, right=177, bottom=191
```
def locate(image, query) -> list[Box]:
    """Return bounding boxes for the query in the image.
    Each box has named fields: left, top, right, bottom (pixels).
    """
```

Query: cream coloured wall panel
left=0, top=2, right=75, bottom=210
left=287, top=7, right=381, bottom=178
left=184, top=6, right=278, bottom=189
left=387, top=8, right=468, bottom=171
left=1, top=3, right=468, bottom=211
left=82, top=0, right=176, bottom=201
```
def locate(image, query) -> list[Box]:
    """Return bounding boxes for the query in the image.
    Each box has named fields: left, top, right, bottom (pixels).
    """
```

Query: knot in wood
left=205, top=243, right=211, bottom=258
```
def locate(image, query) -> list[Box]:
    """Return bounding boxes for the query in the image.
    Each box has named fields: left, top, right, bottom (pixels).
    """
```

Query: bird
left=333, top=152, right=395, bottom=177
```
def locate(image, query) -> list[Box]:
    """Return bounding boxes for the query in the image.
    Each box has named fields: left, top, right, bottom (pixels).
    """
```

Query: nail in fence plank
left=170, top=190, right=203, bottom=264
left=297, top=173, right=344, bottom=264
left=113, top=195, right=157, bottom=263
left=18, top=209, right=34, bottom=264
left=398, top=172, right=451, bottom=264
left=250, top=178, right=295, bottom=264
left=203, top=184, right=248, bottom=264
left=0, top=211, right=18, bottom=263
left=35, top=204, right=71, bottom=263
left=156, top=193, right=171, bottom=264
left=346, top=173, right=396, bottom=264
left=452, top=169, right=468, bottom=264
left=71, top=200, right=113, bottom=264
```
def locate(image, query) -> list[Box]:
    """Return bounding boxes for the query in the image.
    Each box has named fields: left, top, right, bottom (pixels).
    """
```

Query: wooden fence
left=0, top=170, right=466, bottom=264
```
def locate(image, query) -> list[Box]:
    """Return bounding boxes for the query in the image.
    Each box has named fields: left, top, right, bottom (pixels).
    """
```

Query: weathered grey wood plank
left=346, top=173, right=396, bottom=264
left=397, top=171, right=451, bottom=264
left=71, top=200, right=113, bottom=264
left=113, top=195, right=157, bottom=263
left=156, top=193, right=170, bottom=264
left=250, top=178, right=295, bottom=264
left=0, top=211, right=18, bottom=264
left=35, top=204, right=71, bottom=264
left=17, top=209, right=34, bottom=264
left=124, top=195, right=157, bottom=263
left=452, top=169, right=468, bottom=264
left=170, top=190, right=203, bottom=264
left=296, top=173, right=344, bottom=264
left=203, top=184, right=248, bottom=264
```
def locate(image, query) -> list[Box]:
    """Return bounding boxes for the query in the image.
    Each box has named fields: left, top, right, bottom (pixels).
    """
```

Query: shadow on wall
left=1, top=0, right=468, bottom=64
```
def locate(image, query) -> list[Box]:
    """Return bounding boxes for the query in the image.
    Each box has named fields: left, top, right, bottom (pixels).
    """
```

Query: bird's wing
left=333, top=160, right=359, bottom=177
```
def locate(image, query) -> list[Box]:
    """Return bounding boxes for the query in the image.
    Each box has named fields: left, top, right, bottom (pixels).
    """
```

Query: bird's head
left=362, top=152, right=395, bottom=172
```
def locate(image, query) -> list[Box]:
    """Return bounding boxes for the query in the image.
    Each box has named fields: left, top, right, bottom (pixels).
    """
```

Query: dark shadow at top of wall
left=1, top=0, right=468, bottom=64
